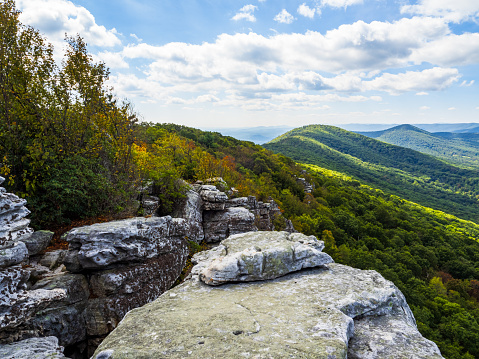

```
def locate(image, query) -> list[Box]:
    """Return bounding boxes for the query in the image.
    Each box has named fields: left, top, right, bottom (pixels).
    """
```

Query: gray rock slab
left=32, top=273, right=89, bottom=306
left=19, top=230, right=53, bottom=256
left=0, top=336, right=67, bottom=359
left=93, top=263, right=440, bottom=359
left=86, top=254, right=187, bottom=337
left=348, top=314, right=443, bottom=359
left=32, top=303, right=87, bottom=346
left=203, top=207, right=257, bottom=243
left=39, top=250, right=67, bottom=270
left=64, top=216, right=188, bottom=270
left=199, top=185, right=228, bottom=211
left=0, top=241, right=29, bottom=269
left=0, top=189, right=33, bottom=245
left=171, top=190, right=204, bottom=243
left=196, top=231, right=333, bottom=285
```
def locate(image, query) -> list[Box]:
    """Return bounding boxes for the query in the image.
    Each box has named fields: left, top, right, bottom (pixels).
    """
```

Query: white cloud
left=460, top=80, right=475, bottom=87
left=232, top=5, right=258, bottom=22
left=364, top=67, right=460, bottom=94
left=420, top=106, right=431, bottom=110
left=448, top=107, right=456, bottom=110
left=321, top=0, right=364, bottom=9
left=298, top=4, right=316, bottom=19
left=94, top=51, right=129, bottom=69
left=410, top=33, right=479, bottom=67
left=130, top=34, right=143, bottom=43
left=401, top=0, right=479, bottom=23
left=416, top=92, right=429, bottom=96
left=17, top=0, right=121, bottom=48
left=274, top=9, right=295, bottom=24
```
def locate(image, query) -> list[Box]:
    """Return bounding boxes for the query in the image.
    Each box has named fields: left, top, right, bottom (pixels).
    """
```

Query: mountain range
left=264, top=124, right=479, bottom=222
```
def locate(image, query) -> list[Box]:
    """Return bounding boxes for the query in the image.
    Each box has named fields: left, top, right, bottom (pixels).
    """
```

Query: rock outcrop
left=93, top=231, right=443, bottom=359
left=0, top=336, right=68, bottom=359
left=0, top=177, right=33, bottom=245
left=196, top=231, right=333, bottom=285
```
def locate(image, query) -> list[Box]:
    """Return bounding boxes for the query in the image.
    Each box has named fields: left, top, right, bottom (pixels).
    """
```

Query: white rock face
left=0, top=177, right=33, bottom=245
left=195, top=231, right=333, bottom=285
left=93, top=231, right=443, bottom=359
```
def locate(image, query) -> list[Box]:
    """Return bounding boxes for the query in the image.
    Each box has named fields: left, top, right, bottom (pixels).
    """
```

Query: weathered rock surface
left=348, top=314, right=443, bottom=359
left=0, top=241, right=29, bottom=269
left=30, top=274, right=89, bottom=346
left=19, top=230, right=53, bottom=256
left=64, top=216, right=188, bottom=271
left=93, top=232, right=443, bottom=359
left=40, top=249, right=67, bottom=270
left=0, top=266, right=66, bottom=334
left=199, top=185, right=228, bottom=211
left=196, top=231, right=333, bottom=285
left=203, top=207, right=256, bottom=243
left=0, top=336, right=68, bottom=359
left=0, top=177, right=33, bottom=245
left=86, top=255, right=187, bottom=337
left=172, top=189, right=204, bottom=243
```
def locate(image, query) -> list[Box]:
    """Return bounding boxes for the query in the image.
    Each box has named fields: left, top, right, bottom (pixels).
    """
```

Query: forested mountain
left=357, top=124, right=479, bottom=169
left=264, top=125, right=479, bottom=222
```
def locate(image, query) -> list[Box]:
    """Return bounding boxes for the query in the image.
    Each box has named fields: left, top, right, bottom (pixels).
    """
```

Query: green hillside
left=264, top=124, right=479, bottom=222
left=357, top=124, right=479, bottom=169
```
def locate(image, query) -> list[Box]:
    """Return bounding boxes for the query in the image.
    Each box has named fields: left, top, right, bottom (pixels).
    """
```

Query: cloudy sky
left=17, top=0, right=479, bottom=129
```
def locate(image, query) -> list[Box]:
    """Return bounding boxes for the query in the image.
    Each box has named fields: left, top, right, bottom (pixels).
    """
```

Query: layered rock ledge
left=93, top=231, right=443, bottom=359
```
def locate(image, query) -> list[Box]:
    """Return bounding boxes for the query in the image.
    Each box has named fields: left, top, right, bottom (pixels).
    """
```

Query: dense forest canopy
left=1, top=2, right=479, bottom=358
left=264, top=124, right=479, bottom=222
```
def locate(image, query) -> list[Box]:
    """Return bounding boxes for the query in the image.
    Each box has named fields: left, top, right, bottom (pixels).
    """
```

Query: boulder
left=19, top=230, right=53, bottom=256
left=0, top=336, right=68, bottom=359
left=171, top=189, right=204, bottom=243
left=203, top=207, right=256, bottom=243
left=93, top=232, right=443, bottom=359
left=199, top=185, right=228, bottom=211
left=195, top=231, right=333, bottom=285
left=0, top=241, right=29, bottom=269
left=64, top=216, right=189, bottom=271
left=0, top=177, right=33, bottom=245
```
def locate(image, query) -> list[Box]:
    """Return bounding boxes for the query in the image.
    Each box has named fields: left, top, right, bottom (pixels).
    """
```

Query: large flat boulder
left=64, top=216, right=189, bottom=271
left=93, top=231, right=443, bottom=359
left=196, top=231, right=333, bottom=285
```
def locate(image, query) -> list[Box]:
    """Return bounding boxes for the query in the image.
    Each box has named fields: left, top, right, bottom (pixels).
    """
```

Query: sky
left=16, top=0, right=479, bottom=129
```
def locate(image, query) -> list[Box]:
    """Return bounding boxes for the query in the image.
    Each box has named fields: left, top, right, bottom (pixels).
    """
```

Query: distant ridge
left=264, top=124, right=479, bottom=221
left=339, top=123, right=479, bottom=133
left=356, top=124, right=479, bottom=169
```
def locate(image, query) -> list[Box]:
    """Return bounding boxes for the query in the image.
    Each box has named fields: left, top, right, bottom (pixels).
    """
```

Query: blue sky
left=16, top=0, right=479, bottom=129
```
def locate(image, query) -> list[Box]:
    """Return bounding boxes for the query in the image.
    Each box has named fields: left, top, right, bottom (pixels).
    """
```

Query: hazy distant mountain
left=357, top=124, right=479, bottom=169
left=207, top=126, right=294, bottom=144
left=264, top=124, right=479, bottom=221
left=338, top=123, right=479, bottom=133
